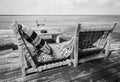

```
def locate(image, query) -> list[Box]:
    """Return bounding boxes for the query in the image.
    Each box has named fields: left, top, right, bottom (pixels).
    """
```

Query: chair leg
left=73, top=44, right=78, bottom=67
left=104, top=34, right=111, bottom=60
left=56, top=35, right=60, bottom=43
left=21, top=58, right=28, bottom=82
left=74, top=34, right=79, bottom=67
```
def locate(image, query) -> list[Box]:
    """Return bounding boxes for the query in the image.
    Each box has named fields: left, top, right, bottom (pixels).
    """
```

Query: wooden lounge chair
left=73, top=23, right=117, bottom=67
left=11, top=22, right=74, bottom=81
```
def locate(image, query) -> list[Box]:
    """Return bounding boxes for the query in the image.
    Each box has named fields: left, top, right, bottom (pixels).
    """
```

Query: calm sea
left=0, top=15, right=120, bottom=41
left=0, top=15, right=120, bottom=29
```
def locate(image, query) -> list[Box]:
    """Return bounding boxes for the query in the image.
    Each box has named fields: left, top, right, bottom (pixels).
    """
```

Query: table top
left=35, top=29, right=61, bottom=36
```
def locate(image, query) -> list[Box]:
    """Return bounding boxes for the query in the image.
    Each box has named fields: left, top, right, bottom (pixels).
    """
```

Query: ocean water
left=0, top=15, right=120, bottom=41
left=0, top=15, right=120, bottom=29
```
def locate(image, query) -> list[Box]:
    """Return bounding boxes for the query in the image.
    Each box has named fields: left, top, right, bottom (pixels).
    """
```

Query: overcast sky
left=0, top=0, right=120, bottom=15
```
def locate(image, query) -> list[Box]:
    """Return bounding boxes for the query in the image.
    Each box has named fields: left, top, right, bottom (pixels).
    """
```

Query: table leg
left=52, top=35, right=60, bottom=43
left=52, top=35, right=55, bottom=41
left=56, top=35, right=60, bottom=43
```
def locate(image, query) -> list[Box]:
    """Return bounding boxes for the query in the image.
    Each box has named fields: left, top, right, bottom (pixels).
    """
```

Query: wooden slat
left=73, top=24, right=81, bottom=67
left=105, top=23, right=117, bottom=59
left=104, top=33, right=111, bottom=60
left=79, top=23, right=117, bottom=32
left=79, top=54, right=105, bottom=63
left=71, top=61, right=120, bottom=82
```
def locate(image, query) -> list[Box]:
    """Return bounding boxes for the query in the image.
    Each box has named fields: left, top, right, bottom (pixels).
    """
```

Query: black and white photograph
left=0, top=0, right=120, bottom=82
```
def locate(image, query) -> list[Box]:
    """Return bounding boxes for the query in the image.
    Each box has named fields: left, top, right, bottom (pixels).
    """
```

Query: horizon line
left=0, top=14, right=120, bottom=16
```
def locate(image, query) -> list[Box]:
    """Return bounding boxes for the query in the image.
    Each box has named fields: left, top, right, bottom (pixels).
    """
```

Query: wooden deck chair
left=73, top=23, right=117, bottom=67
left=11, top=22, right=74, bottom=81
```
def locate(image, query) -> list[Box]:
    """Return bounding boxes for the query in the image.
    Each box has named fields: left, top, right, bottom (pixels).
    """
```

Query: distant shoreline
left=0, top=15, right=120, bottom=16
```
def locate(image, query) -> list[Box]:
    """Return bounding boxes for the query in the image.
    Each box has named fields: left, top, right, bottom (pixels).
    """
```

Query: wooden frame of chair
left=73, top=23, right=117, bottom=67
left=13, top=23, right=73, bottom=81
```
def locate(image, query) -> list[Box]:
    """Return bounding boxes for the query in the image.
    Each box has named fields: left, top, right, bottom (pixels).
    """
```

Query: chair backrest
left=12, top=22, right=75, bottom=78
left=77, top=23, right=116, bottom=50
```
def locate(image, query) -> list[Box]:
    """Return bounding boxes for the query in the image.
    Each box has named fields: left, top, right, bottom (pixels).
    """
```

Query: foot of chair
left=68, top=63, right=71, bottom=66
left=72, top=59, right=78, bottom=67
left=104, top=56, right=107, bottom=60
left=38, top=67, right=42, bottom=72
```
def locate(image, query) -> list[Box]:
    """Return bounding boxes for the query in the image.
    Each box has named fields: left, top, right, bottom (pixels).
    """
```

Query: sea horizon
left=0, top=14, right=120, bottom=16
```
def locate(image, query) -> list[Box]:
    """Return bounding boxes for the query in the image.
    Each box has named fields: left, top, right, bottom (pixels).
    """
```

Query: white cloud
left=72, top=0, right=120, bottom=8
left=0, top=0, right=120, bottom=15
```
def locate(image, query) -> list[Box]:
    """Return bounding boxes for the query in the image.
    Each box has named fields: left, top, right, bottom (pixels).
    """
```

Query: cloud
left=0, top=0, right=120, bottom=15
left=71, top=0, right=120, bottom=8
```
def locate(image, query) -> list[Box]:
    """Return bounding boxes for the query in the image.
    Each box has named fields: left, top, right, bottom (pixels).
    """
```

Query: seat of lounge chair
left=25, top=42, right=71, bottom=66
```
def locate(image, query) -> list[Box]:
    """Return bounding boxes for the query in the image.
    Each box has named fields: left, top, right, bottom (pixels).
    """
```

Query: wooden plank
left=79, top=54, right=105, bottom=63
left=37, top=30, right=61, bottom=36
left=71, top=61, right=120, bottom=82
left=2, top=55, right=120, bottom=82
left=111, top=22, right=117, bottom=31
left=105, top=33, right=111, bottom=60
left=105, top=23, right=117, bottom=59
left=73, top=24, right=81, bottom=67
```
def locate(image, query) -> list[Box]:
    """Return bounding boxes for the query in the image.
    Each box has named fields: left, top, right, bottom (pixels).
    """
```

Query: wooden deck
left=1, top=39, right=120, bottom=82
left=1, top=54, right=120, bottom=82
